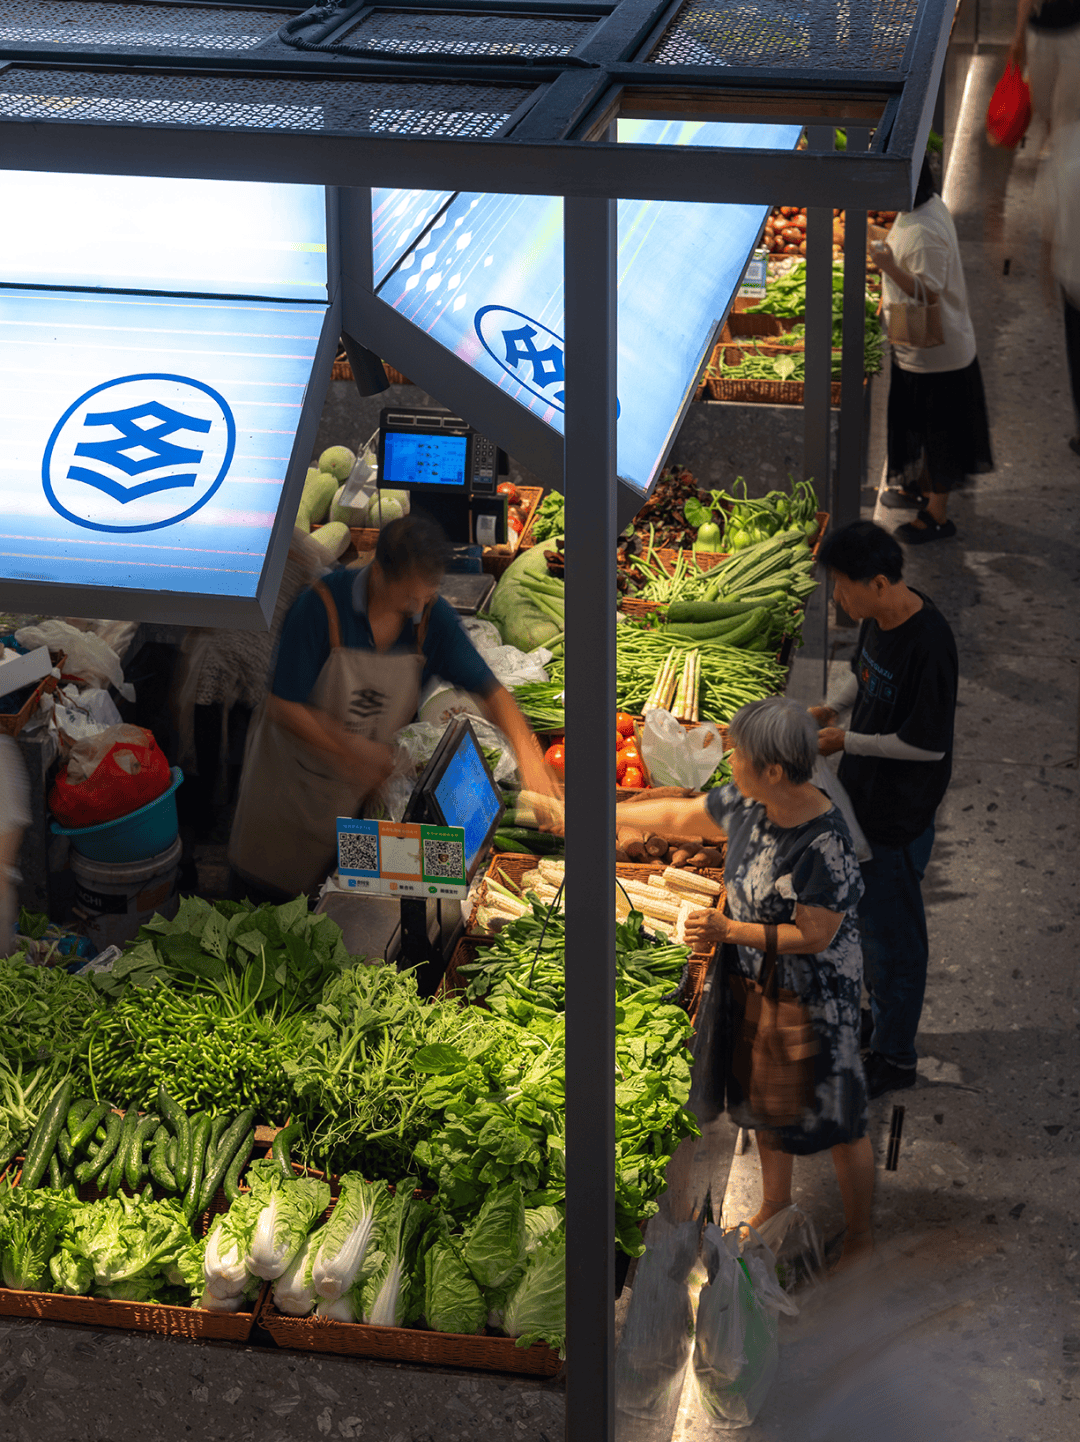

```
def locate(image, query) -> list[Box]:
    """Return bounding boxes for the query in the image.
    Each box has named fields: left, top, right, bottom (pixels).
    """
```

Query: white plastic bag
left=15, top=620, right=134, bottom=701
left=460, top=619, right=552, bottom=689
left=377, top=716, right=518, bottom=821
left=640, top=708, right=724, bottom=789
left=615, top=1218, right=699, bottom=1425
left=812, top=757, right=872, bottom=863
left=742, top=1204, right=825, bottom=1293
left=693, top=1223, right=797, bottom=1429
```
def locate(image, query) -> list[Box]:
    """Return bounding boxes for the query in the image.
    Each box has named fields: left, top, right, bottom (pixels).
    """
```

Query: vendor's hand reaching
left=341, top=737, right=397, bottom=791
left=807, top=705, right=836, bottom=729
left=683, top=908, right=728, bottom=952
left=817, top=727, right=845, bottom=756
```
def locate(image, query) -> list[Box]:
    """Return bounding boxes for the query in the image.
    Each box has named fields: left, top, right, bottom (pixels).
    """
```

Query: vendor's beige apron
left=229, top=581, right=429, bottom=896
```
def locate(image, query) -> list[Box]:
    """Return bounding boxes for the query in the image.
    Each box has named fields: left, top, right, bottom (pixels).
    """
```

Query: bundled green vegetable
left=488, top=538, right=564, bottom=653
left=530, top=492, right=565, bottom=544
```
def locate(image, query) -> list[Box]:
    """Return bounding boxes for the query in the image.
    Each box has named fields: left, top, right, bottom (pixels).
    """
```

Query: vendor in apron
left=229, top=513, right=553, bottom=901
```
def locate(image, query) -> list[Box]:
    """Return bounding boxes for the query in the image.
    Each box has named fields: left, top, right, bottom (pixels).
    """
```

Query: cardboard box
left=0, top=645, right=51, bottom=700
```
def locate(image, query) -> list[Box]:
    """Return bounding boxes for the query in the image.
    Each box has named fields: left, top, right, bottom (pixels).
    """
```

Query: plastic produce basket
left=50, top=767, right=183, bottom=863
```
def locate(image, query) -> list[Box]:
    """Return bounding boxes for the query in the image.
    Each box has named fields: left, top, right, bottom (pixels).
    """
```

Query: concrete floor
left=4, top=34, right=1080, bottom=1442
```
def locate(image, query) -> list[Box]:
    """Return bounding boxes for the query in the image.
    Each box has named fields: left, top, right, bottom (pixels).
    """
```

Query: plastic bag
left=461, top=618, right=552, bottom=689
left=15, top=620, right=134, bottom=701
left=48, top=725, right=171, bottom=827
left=693, top=1223, right=797, bottom=1429
left=615, top=1218, right=699, bottom=1426
left=811, top=758, right=871, bottom=863
left=986, top=61, right=1031, bottom=149
left=377, top=716, right=519, bottom=821
left=741, top=1204, right=825, bottom=1293
left=641, top=708, right=724, bottom=789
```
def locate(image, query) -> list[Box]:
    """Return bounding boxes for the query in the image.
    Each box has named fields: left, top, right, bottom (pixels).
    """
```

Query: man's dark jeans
left=858, top=823, right=936, bottom=1069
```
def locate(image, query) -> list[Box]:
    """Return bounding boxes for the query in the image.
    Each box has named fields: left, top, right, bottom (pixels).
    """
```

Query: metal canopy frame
left=0, top=2, right=955, bottom=1436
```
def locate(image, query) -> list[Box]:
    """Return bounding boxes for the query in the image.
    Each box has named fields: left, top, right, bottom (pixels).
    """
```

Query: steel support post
left=837, top=129, right=871, bottom=534
left=563, top=194, right=618, bottom=1442
left=804, top=127, right=835, bottom=690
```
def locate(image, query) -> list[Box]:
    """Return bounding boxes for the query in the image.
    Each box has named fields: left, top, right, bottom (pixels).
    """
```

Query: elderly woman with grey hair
left=615, top=696, right=873, bottom=1272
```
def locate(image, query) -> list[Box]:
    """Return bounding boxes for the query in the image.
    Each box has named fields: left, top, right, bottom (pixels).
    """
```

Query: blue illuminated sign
left=42, top=375, right=236, bottom=534
left=375, top=120, right=800, bottom=494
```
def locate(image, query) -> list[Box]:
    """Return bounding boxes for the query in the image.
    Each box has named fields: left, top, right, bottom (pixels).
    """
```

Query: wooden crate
left=256, top=1288, right=562, bottom=1376
left=0, top=1281, right=268, bottom=1341
left=480, top=485, right=544, bottom=578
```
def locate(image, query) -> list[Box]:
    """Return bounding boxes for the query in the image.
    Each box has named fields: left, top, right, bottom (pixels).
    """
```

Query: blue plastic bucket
left=51, top=767, right=183, bottom=863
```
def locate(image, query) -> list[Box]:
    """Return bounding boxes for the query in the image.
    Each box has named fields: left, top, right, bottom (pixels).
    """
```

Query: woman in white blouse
left=874, top=159, right=994, bottom=544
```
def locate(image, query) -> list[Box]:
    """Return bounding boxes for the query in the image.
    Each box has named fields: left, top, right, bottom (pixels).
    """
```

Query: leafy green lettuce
left=423, top=1223, right=486, bottom=1336
left=0, top=1187, right=74, bottom=1291
left=461, top=1182, right=526, bottom=1291
left=502, top=1225, right=566, bottom=1357
left=62, top=1193, right=191, bottom=1287
left=361, top=1186, right=431, bottom=1327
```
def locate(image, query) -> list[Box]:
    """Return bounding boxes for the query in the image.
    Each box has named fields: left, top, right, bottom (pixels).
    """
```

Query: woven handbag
left=885, top=275, right=944, bottom=349
left=727, top=924, right=818, bottom=1128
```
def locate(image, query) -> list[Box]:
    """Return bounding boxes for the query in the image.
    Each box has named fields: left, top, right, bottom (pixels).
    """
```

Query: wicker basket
left=0, top=649, right=64, bottom=738
left=480, top=486, right=544, bottom=577
left=0, top=1282, right=268, bottom=1340
left=331, top=350, right=413, bottom=387
left=256, top=1289, right=563, bottom=1375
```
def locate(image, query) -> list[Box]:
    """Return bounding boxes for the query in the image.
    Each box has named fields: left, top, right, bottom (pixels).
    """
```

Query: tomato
left=544, top=743, right=565, bottom=778
left=616, top=712, right=635, bottom=738
left=508, top=514, right=524, bottom=534
left=622, top=766, right=645, bottom=789
left=620, top=745, right=642, bottom=769
left=497, top=481, right=519, bottom=504
left=615, top=752, right=629, bottom=782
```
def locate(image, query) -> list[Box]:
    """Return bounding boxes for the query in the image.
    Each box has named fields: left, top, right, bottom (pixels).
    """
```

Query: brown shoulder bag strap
left=415, top=600, right=433, bottom=654
left=759, top=923, right=780, bottom=998
left=312, top=580, right=343, bottom=650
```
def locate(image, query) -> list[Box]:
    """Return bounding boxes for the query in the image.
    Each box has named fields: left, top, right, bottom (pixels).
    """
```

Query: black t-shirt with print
left=837, top=589, right=958, bottom=847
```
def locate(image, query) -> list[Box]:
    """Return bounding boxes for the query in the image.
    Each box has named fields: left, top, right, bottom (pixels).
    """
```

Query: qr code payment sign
left=338, top=826, right=379, bottom=875
left=422, top=835, right=465, bottom=881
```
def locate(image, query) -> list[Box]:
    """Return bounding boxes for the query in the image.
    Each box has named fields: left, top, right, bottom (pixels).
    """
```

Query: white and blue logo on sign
left=474, top=306, right=620, bottom=416
left=42, top=373, right=236, bottom=533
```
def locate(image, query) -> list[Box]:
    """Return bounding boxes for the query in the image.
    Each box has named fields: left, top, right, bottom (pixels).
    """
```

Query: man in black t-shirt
left=810, top=522, right=958, bottom=1099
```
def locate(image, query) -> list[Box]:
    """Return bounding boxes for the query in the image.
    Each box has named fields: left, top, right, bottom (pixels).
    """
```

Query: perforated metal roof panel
left=644, top=0, right=921, bottom=70
left=0, top=64, right=531, bottom=137
left=338, top=8, right=597, bottom=58
left=0, top=1, right=293, bottom=52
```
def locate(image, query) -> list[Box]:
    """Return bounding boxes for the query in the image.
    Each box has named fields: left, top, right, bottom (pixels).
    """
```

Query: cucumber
left=493, top=832, right=536, bottom=855
left=207, top=1114, right=229, bottom=1159
left=663, top=610, right=765, bottom=642
left=666, top=600, right=762, bottom=624
left=493, top=826, right=564, bottom=854
left=65, top=1098, right=94, bottom=1136
left=106, top=1111, right=138, bottom=1197
left=198, top=1109, right=255, bottom=1213
left=223, top=1127, right=254, bottom=1204
left=56, top=1127, right=75, bottom=1167
left=149, top=1127, right=177, bottom=1192
left=166, top=1137, right=178, bottom=1172
left=183, top=1115, right=212, bottom=1223
left=18, top=1077, right=73, bottom=1190
left=126, top=1113, right=160, bottom=1191
left=94, top=1125, right=107, bottom=1144
left=69, top=1102, right=108, bottom=1153
left=173, top=1115, right=194, bottom=1195
left=272, top=1121, right=302, bottom=1182
left=47, top=1153, right=63, bottom=1189
left=141, top=1182, right=154, bottom=1204
left=75, top=1111, right=122, bottom=1185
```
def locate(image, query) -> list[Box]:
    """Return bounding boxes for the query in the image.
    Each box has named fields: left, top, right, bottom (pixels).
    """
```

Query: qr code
left=423, top=837, right=464, bottom=879
left=339, top=832, right=378, bottom=871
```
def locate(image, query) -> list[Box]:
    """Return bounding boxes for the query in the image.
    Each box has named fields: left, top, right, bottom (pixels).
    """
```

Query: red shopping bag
left=986, top=61, right=1031, bottom=149
left=49, top=725, right=171, bottom=828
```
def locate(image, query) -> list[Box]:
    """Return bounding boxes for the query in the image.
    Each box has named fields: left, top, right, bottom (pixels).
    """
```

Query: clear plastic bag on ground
left=615, top=1217, right=700, bottom=1426
left=742, top=1204, right=825, bottom=1293
left=640, top=708, right=724, bottom=789
left=693, top=1223, right=798, bottom=1429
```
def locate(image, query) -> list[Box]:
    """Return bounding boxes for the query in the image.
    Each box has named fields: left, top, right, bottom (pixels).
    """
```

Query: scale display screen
left=433, top=728, right=503, bottom=875
left=381, top=430, right=468, bottom=490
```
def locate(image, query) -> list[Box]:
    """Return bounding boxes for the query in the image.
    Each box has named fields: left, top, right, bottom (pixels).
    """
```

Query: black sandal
left=880, top=486, right=926, bottom=511
left=896, top=509, right=956, bottom=544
